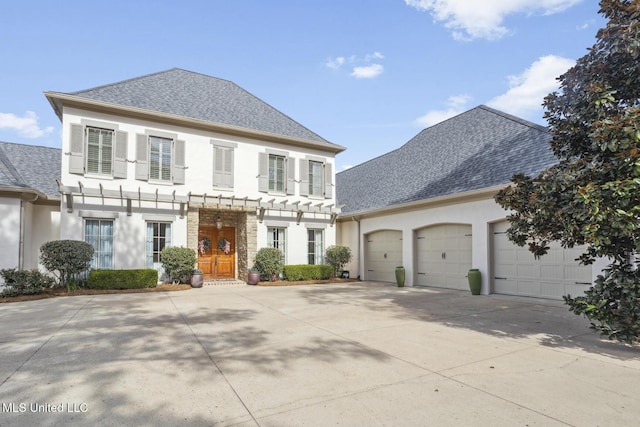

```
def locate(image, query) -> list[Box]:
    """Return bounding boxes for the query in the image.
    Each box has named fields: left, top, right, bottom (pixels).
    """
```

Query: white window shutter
left=113, top=131, right=128, bottom=178
left=69, top=124, right=85, bottom=175
left=173, top=139, right=185, bottom=184
left=223, top=147, right=234, bottom=188
left=324, top=162, right=333, bottom=199
left=286, top=157, right=295, bottom=195
left=135, top=134, right=149, bottom=181
left=258, top=152, right=269, bottom=193
left=299, top=159, right=309, bottom=196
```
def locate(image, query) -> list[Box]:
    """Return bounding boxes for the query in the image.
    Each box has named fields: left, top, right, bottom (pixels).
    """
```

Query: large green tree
left=495, top=0, right=640, bottom=343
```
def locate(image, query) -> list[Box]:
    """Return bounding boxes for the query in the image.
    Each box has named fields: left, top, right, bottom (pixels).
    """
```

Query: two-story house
left=45, top=68, right=345, bottom=281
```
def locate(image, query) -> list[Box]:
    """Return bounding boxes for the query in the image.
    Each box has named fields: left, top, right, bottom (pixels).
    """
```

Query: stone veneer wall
left=187, top=204, right=257, bottom=281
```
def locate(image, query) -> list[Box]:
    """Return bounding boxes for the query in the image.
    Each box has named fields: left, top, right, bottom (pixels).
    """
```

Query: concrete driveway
left=0, top=282, right=638, bottom=426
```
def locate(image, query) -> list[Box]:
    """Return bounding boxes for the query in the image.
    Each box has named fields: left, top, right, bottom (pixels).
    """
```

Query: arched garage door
left=415, top=224, right=472, bottom=291
left=492, top=221, right=592, bottom=300
left=365, top=230, right=402, bottom=282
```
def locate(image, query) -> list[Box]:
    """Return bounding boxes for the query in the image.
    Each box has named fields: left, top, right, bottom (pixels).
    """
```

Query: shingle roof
left=62, top=68, right=340, bottom=149
left=0, top=141, right=61, bottom=198
left=336, top=105, right=556, bottom=215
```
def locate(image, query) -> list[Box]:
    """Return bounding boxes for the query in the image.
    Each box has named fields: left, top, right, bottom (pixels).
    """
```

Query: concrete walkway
left=0, top=282, right=638, bottom=426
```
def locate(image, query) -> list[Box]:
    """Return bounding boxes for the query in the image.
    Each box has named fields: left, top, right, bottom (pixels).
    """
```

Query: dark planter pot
left=190, top=274, right=204, bottom=288
left=247, top=271, right=260, bottom=285
left=468, top=269, right=481, bottom=295
left=395, top=266, right=405, bottom=287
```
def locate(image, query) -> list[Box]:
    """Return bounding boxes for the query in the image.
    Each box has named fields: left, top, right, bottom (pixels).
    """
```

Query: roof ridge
left=70, top=68, right=185, bottom=95
left=478, top=105, right=550, bottom=133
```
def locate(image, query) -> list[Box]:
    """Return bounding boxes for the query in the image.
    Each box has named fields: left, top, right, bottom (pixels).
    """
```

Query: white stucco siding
left=336, top=220, right=359, bottom=278
left=22, top=204, right=60, bottom=270
left=0, top=197, right=21, bottom=270
left=60, top=109, right=338, bottom=206
left=60, top=198, right=187, bottom=270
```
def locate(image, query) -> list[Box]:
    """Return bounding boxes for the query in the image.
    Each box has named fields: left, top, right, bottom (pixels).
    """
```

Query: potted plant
left=247, top=267, right=260, bottom=285
left=190, top=269, right=204, bottom=288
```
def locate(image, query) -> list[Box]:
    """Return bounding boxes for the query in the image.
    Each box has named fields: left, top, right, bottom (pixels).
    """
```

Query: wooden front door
left=197, top=226, right=235, bottom=279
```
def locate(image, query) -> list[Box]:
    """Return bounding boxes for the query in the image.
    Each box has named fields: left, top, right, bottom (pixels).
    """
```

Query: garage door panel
left=365, top=230, right=402, bottom=283
left=492, top=221, right=592, bottom=300
left=415, top=224, right=472, bottom=291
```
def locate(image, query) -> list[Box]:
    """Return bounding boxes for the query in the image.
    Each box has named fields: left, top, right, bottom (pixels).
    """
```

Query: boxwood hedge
left=283, top=265, right=333, bottom=281
left=87, top=269, right=158, bottom=290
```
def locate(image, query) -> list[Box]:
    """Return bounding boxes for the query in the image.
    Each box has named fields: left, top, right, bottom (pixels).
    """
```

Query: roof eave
left=337, top=184, right=507, bottom=219
left=44, top=92, right=347, bottom=154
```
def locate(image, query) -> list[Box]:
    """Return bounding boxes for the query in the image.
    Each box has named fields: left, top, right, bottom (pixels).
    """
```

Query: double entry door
left=197, top=226, right=235, bottom=279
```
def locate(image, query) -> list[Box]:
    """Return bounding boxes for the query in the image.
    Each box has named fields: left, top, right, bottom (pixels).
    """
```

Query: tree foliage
left=495, top=0, right=640, bottom=343
left=325, top=245, right=353, bottom=277
left=160, top=247, right=197, bottom=283
left=40, top=240, right=94, bottom=290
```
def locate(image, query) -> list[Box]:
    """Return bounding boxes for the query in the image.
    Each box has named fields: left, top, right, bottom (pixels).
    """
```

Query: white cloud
left=341, top=164, right=354, bottom=171
left=405, top=0, right=582, bottom=41
left=415, top=94, right=472, bottom=127
left=0, top=111, right=54, bottom=138
left=487, top=55, right=574, bottom=118
left=365, top=51, right=385, bottom=61
left=326, top=56, right=346, bottom=70
left=327, top=52, right=385, bottom=79
left=351, top=64, right=384, bottom=79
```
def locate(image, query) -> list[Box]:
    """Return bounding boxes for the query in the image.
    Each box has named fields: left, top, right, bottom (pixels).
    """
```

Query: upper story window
left=86, top=127, right=113, bottom=175
left=258, top=151, right=295, bottom=195
left=269, top=154, right=286, bottom=193
left=149, top=136, right=172, bottom=182
left=308, top=160, right=324, bottom=197
left=135, top=132, right=185, bottom=184
left=68, top=122, right=127, bottom=178
left=299, top=157, right=333, bottom=199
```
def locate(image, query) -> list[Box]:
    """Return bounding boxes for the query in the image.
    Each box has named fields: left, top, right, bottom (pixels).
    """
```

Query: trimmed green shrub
left=283, top=265, right=333, bottom=281
left=255, top=247, right=283, bottom=280
left=87, top=269, right=158, bottom=290
left=325, top=245, right=353, bottom=277
left=40, top=240, right=94, bottom=290
left=0, top=269, right=55, bottom=297
left=160, top=246, right=196, bottom=283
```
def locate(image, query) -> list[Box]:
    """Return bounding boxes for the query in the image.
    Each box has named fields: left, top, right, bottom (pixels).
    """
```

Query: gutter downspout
left=352, top=216, right=361, bottom=280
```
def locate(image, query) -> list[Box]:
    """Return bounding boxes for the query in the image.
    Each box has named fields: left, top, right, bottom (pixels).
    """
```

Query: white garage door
left=415, top=224, right=472, bottom=291
left=365, top=230, right=402, bottom=282
left=492, top=221, right=592, bottom=300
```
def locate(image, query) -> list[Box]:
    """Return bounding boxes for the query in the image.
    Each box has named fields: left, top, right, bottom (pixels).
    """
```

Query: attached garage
left=415, top=224, right=472, bottom=291
left=365, top=230, right=402, bottom=282
left=492, top=221, right=592, bottom=300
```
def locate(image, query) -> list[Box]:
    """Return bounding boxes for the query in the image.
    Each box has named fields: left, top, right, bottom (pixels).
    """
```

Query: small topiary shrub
left=283, top=265, right=333, bottom=281
left=325, top=245, right=353, bottom=277
left=160, top=247, right=196, bottom=284
left=40, top=240, right=94, bottom=290
left=87, top=269, right=158, bottom=289
left=254, top=247, right=283, bottom=280
left=0, top=269, right=55, bottom=297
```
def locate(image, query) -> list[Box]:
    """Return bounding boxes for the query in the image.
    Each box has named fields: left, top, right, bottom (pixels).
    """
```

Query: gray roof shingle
left=0, top=141, right=61, bottom=198
left=336, top=105, right=556, bottom=215
left=64, top=68, right=339, bottom=148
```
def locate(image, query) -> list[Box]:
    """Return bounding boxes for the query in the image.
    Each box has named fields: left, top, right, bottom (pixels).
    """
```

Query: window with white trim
left=267, top=227, right=286, bottom=263
left=146, top=222, right=172, bottom=268
left=86, top=127, right=113, bottom=175
left=269, top=154, right=286, bottom=193
left=309, top=160, right=324, bottom=197
left=149, top=136, right=172, bottom=181
left=85, top=219, right=114, bottom=269
left=308, top=229, right=324, bottom=265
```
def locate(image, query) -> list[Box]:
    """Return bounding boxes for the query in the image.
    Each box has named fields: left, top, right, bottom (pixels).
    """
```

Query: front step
left=203, top=279, right=247, bottom=286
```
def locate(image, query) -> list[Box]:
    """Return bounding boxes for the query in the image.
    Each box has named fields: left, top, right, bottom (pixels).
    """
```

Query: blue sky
left=0, top=0, right=605, bottom=171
